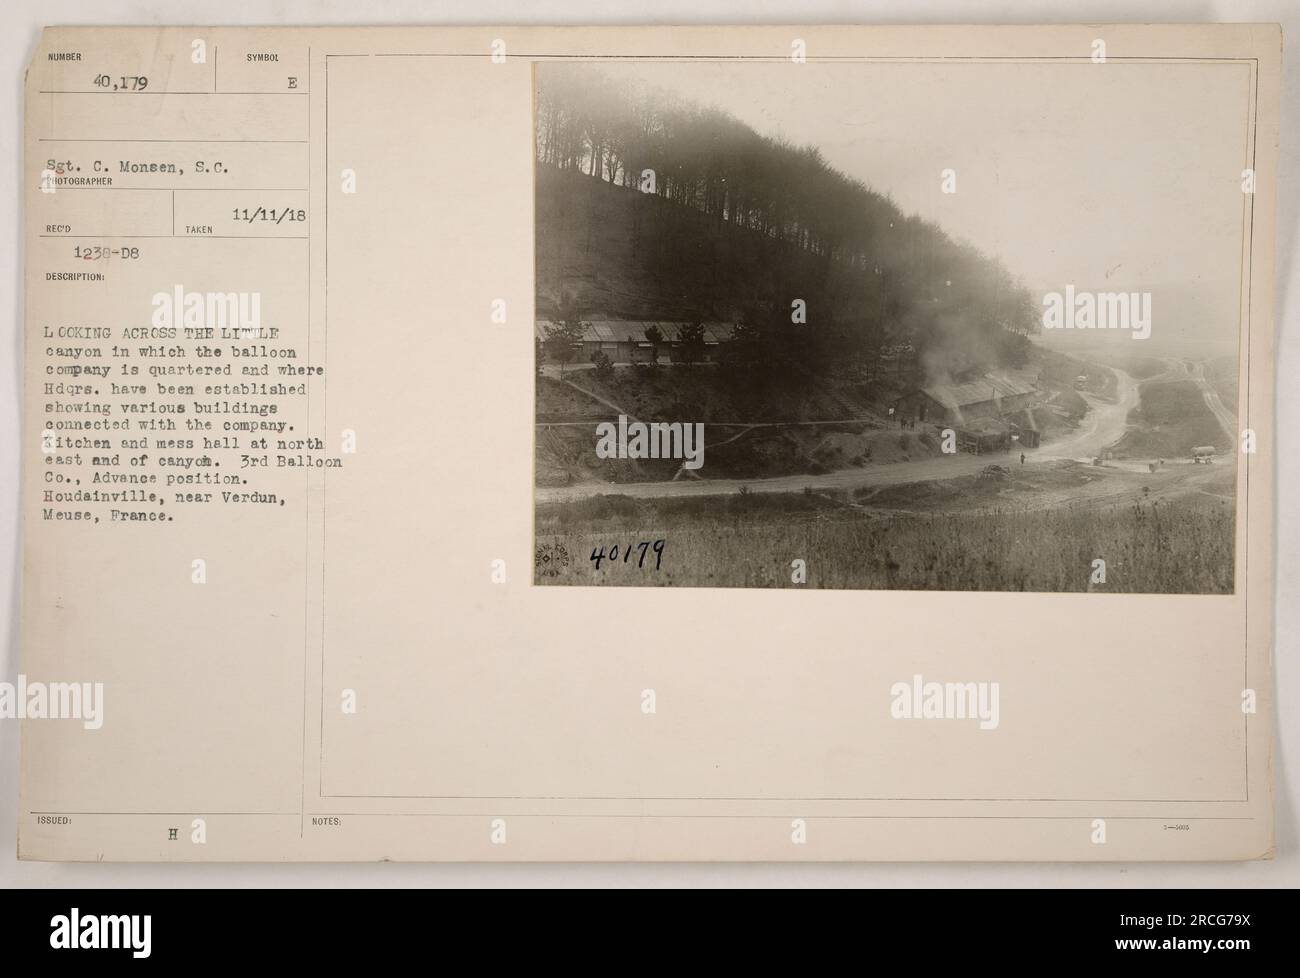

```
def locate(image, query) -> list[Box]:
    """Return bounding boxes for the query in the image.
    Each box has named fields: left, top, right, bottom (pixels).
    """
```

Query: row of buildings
left=537, top=317, right=1045, bottom=452
left=535, top=319, right=735, bottom=365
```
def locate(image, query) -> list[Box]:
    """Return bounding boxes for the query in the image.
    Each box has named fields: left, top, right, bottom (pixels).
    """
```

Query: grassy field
left=1114, top=379, right=1233, bottom=459
left=535, top=488, right=1235, bottom=592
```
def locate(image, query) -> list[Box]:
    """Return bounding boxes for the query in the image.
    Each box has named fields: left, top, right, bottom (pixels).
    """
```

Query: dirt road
left=1038, top=367, right=1138, bottom=462
left=536, top=368, right=1145, bottom=504
left=1188, top=360, right=1238, bottom=441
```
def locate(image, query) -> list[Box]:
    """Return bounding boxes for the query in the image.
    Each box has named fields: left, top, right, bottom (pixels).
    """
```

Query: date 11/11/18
left=591, top=540, right=665, bottom=571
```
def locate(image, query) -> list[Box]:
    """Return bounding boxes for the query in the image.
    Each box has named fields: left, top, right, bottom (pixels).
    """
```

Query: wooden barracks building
left=535, top=319, right=735, bottom=365
left=893, top=375, right=1039, bottom=426
left=893, top=376, right=1042, bottom=452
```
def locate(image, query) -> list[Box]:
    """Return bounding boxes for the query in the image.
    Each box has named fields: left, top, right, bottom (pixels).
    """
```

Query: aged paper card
left=20, top=24, right=1278, bottom=860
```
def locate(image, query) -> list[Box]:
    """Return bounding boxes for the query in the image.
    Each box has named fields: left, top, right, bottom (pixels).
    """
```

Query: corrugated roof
left=922, top=375, right=1037, bottom=410
left=535, top=320, right=735, bottom=344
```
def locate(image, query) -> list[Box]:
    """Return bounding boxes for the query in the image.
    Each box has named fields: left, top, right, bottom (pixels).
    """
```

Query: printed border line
left=301, top=44, right=313, bottom=839
left=26, top=810, right=1256, bottom=822
left=314, top=50, right=1259, bottom=808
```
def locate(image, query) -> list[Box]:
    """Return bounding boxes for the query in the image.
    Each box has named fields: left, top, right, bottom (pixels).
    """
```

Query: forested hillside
left=535, top=66, right=1039, bottom=383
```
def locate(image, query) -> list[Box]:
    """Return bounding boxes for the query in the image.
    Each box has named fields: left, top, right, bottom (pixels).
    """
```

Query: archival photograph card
left=19, top=24, right=1278, bottom=861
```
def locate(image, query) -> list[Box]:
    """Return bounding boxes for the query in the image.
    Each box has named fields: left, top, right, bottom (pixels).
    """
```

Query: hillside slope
left=536, top=165, right=869, bottom=325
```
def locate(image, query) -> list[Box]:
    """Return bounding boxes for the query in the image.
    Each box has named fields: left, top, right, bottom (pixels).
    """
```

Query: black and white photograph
left=534, top=59, right=1248, bottom=592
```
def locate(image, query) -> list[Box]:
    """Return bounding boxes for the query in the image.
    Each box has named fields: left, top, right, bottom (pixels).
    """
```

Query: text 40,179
left=590, top=540, right=665, bottom=571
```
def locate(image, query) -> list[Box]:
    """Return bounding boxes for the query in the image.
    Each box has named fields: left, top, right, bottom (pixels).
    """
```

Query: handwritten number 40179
left=591, top=540, right=665, bottom=571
